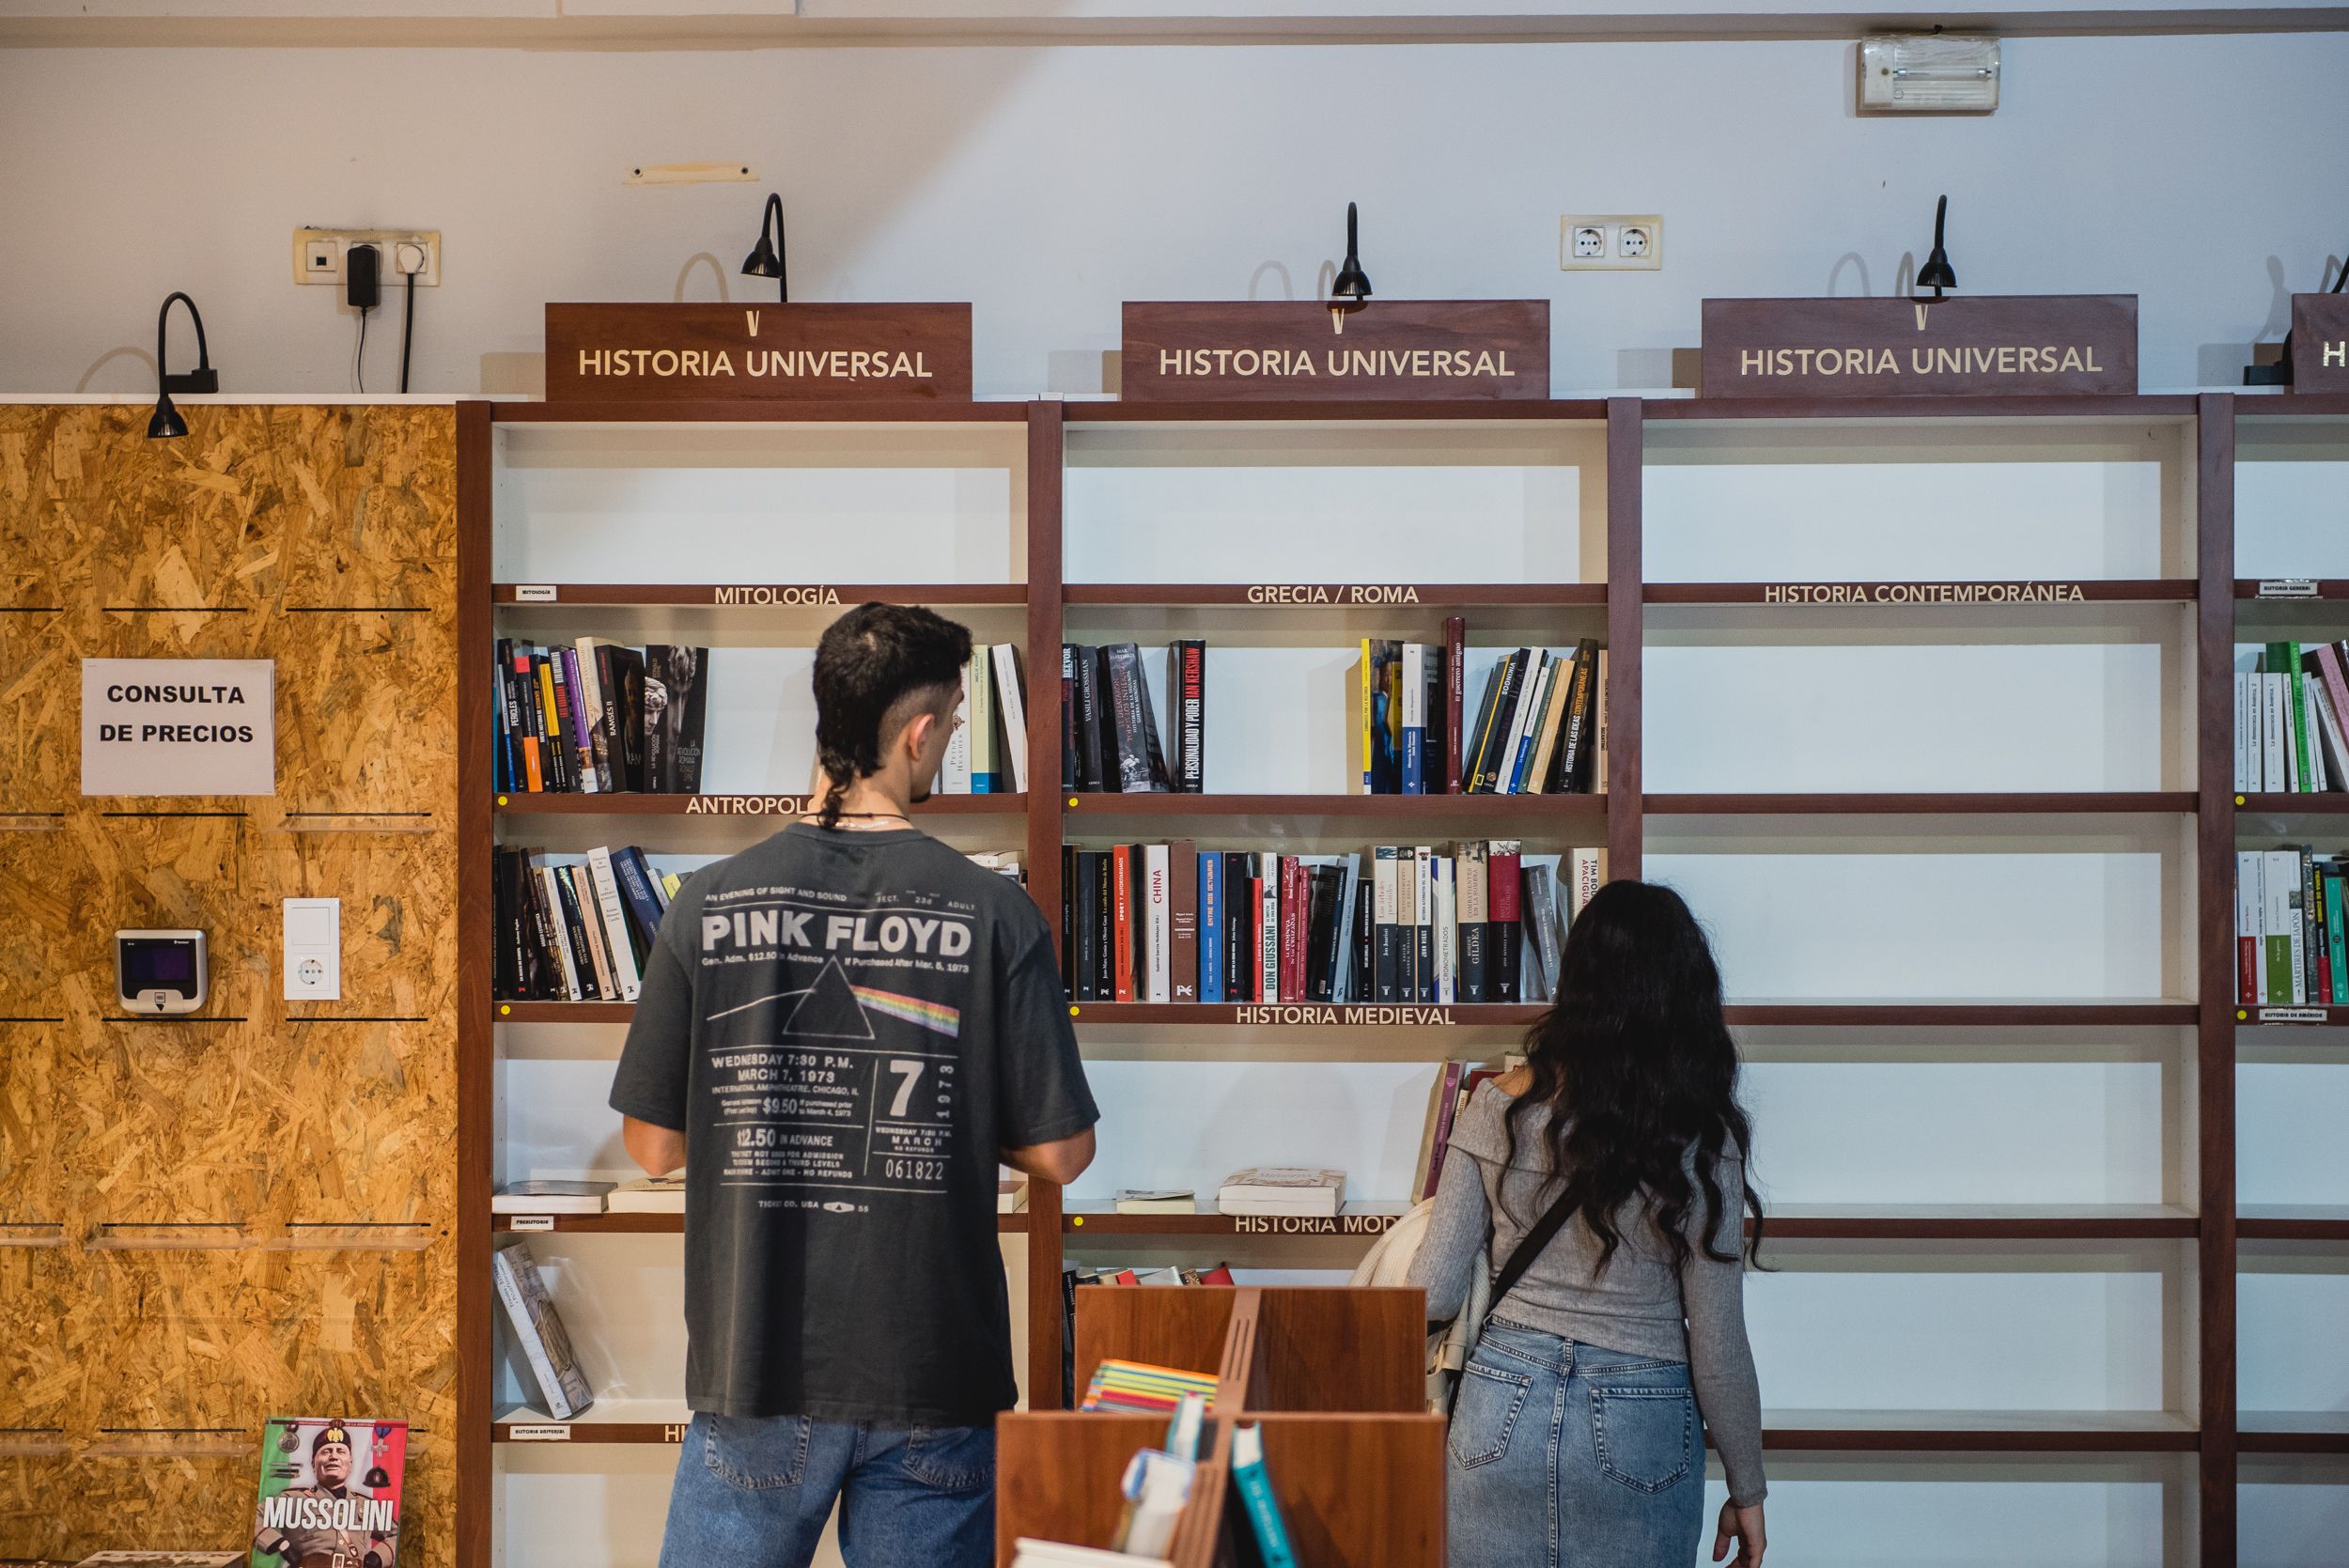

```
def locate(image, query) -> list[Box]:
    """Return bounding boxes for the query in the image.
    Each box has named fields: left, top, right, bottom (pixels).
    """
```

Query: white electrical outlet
left=283, top=896, right=342, bottom=1001
left=292, top=228, right=441, bottom=287
left=1560, top=214, right=1664, bottom=272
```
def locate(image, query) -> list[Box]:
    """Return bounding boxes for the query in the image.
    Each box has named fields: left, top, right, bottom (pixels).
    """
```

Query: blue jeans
left=658, top=1413, right=995, bottom=1568
left=1447, top=1318, right=1704, bottom=1568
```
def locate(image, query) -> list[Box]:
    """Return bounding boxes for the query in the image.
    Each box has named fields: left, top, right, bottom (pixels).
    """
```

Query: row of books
left=1059, top=841, right=1604, bottom=1004
left=945, top=643, right=1034, bottom=795
left=1061, top=641, right=1197, bottom=793
left=2235, top=846, right=2349, bottom=1005
left=493, top=845, right=675, bottom=1002
left=1362, top=632, right=1604, bottom=796
left=495, top=639, right=709, bottom=795
left=2233, top=642, right=2349, bottom=793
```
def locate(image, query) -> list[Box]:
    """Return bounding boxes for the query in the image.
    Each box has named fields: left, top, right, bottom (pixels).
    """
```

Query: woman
left=1409, top=880, right=1768, bottom=1568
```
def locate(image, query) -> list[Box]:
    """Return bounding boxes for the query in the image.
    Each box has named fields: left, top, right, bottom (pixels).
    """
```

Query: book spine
left=1431, top=856, right=1457, bottom=1004
left=1168, top=840, right=1199, bottom=1001
left=1067, top=850, right=1095, bottom=1001
left=2330, top=866, right=2349, bottom=1005
left=1093, top=852, right=1115, bottom=1001
left=1224, top=853, right=1252, bottom=1004
left=2307, top=846, right=2326, bottom=1003
left=1174, top=640, right=1206, bottom=793
left=1350, top=876, right=1373, bottom=1004
left=1459, top=658, right=1502, bottom=799
left=1479, top=653, right=1529, bottom=794
left=1527, top=864, right=1564, bottom=1003
left=537, top=867, right=582, bottom=1000
left=1400, top=642, right=1426, bottom=795
left=1444, top=615, right=1466, bottom=795
left=1103, top=644, right=1157, bottom=793
left=2265, top=847, right=2299, bottom=1005
left=1359, top=638, right=1376, bottom=794
left=1199, top=850, right=1222, bottom=1003
left=586, top=847, right=644, bottom=1001
left=571, top=641, right=609, bottom=793
left=1569, top=846, right=1605, bottom=924
left=1412, top=846, right=1436, bottom=1002
left=567, top=863, right=615, bottom=1000
left=1060, top=645, right=1079, bottom=793
left=941, top=660, right=973, bottom=794
left=1231, top=1427, right=1299, bottom=1568
left=2300, top=659, right=2326, bottom=791
left=1527, top=646, right=1575, bottom=794
left=1258, top=859, right=1280, bottom=1003
left=1488, top=842, right=1522, bottom=1003
left=2263, top=670, right=2289, bottom=793
left=1504, top=655, right=1550, bottom=795
left=2237, top=851, right=2262, bottom=1004
left=1144, top=842, right=1174, bottom=1004
left=968, top=650, right=998, bottom=793
left=1112, top=846, right=1135, bottom=1002
left=1422, top=1061, right=1468, bottom=1200
left=1277, top=858, right=1302, bottom=1004
left=1374, top=846, right=1400, bottom=1002
left=2233, top=669, right=2250, bottom=793
left=1552, top=639, right=1598, bottom=793
left=992, top=643, right=1030, bottom=794
left=534, top=654, right=568, bottom=791
left=1457, top=842, right=1489, bottom=1003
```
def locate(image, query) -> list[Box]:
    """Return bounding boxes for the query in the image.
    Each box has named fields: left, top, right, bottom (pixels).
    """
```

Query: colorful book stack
left=1080, top=1358, right=1221, bottom=1416
left=494, top=638, right=709, bottom=794
left=1063, top=641, right=1191, bottom=794
left=1060, top=842, right=1604, bottom=1004
left=493, top=844, right=673, bottom=1001
left=2237, top=846, right=2349, bottom=1006
left=1361, top=629, right=1604, bottom=796
left=2235, top=641, right=2349, bottom=793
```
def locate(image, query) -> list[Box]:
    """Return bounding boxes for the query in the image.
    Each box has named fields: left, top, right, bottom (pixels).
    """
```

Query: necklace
left=828, top=810, right=910, bottom=829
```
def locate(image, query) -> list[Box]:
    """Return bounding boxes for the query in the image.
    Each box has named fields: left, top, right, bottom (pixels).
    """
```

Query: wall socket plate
left=1560, top=214, right=1663, bottom=272
left=293, top=228, right=441, bottom=287
left=283, top=896, right=342, bottom=1001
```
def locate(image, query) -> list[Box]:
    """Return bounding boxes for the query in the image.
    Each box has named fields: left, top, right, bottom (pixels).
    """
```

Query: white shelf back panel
left=1645, top=642, right=2173, bottom=792
left=2242, top=1478, right=2349, bottom=1568
left=495, top=425, right=1020, bottom=584
left=2237, top=1062, right=2349, bottom=1207
left=2238, top=1271, right=2349, bottom=1415
left=1745, top=1061, right=2170, bottom=1206
left=2236, top=422, right=2349, bottom=579
left=1747, top=1268, right=2169, bottom=1410
left=495, top=1448, right=693, bottom=1568
left=1065, top=424, right=1596, bottom=584
left=1644, top=422, right=2177, bottom=582
left=1703, top=1475, right=2166, bottom=1567
left=1648, top=850, right=2175, bottom=1001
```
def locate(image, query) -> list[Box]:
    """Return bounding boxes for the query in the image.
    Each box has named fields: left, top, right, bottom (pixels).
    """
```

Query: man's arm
left=623, top=1116, right=687, bottom=1177
left=1003, top=1126, right=1095, bottom=1187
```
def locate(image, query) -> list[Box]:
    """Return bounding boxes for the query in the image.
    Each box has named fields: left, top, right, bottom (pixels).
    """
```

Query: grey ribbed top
left=1408, top=1082, right=1767, bottom=1505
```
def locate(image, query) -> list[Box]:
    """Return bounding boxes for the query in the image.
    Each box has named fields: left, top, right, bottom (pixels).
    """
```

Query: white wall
left=5, top=31, right=2348, bottom=397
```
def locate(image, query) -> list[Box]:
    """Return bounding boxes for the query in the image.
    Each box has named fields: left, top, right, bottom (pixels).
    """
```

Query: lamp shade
left=741, top=192, right=787, bottom=302
left=1330, top=201, right=1372, bottom=303
left=146, top=390, right=186, bottom=442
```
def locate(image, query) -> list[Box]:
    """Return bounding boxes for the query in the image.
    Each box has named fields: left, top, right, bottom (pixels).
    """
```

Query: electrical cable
left=399, top=268, right=417, bottom=394
left=353, top=306, right=371, bottom=394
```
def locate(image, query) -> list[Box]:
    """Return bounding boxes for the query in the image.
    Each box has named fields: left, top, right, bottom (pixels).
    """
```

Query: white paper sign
left=82, top=658, right=276, bottom=796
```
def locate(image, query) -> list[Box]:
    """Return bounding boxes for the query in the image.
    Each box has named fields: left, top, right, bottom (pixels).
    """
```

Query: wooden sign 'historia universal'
left=1701, top=295, right=2139, bottom=398
left=2289, top=293, right=2349, bottom=394
left=1121, top=300, right=1549, bottom=401
left=544, top=303, right=972, bottom=401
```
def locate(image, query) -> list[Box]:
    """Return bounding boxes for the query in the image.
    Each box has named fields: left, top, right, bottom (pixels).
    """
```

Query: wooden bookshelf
left=494, top=791, right=1027, bottom=816
left=490, top=1212, right=1034, bottom=1234
left=458, top=392, right=2313, bottom=1568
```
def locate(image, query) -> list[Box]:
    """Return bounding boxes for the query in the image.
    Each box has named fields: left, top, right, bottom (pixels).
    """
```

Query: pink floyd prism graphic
left=697, top=891, right=971, bottom=1210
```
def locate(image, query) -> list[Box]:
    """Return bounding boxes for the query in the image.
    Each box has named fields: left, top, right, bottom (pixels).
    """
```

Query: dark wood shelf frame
left=1647, top=580, right=2197, bottom=607
left=493, top=792, right=1026, bottom=816
left=1063, top=582, right=1607, bottom=607
left=459, top=391, right=2279, bottom=1568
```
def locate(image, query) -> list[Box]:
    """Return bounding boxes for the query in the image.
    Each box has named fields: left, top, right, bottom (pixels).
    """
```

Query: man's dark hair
left=811, top=602, right=972, bottom=828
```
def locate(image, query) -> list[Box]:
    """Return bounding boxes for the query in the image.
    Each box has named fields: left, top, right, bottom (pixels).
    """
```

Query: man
left=252, top=1423, right=395, bottom=1568
left=612, top=602, right=1097, bottom=1568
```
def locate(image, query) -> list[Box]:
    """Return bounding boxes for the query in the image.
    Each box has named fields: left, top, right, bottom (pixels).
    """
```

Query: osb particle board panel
left=0, top=404, right=458, bottom=1567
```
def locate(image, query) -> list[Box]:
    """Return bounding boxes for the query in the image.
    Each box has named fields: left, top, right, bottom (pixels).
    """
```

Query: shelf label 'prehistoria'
left=1122, top=301, right=1548, bottom=401
left=545, top=303, right=972, bottom=402
left=1701, top=296, right=2138, bottom=398
left=2289, top=294, right=2349, bottom=394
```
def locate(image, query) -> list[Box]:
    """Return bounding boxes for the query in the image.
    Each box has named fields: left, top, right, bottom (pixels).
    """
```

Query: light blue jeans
left=1448, top=1318, right=1705, bottom=1568
left=658, top=1413, right=995, bottom=1568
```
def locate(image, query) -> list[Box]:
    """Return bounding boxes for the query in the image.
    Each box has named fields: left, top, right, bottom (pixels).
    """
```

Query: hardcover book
left=251, top=1418, right=406, bottom=1568
left=492, top=1239, right=595, bottom=1419
left=1170, top=639, right=1206, bottom=792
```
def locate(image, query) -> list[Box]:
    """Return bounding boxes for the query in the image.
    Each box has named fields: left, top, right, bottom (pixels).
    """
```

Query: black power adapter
left=346, top=242, right=381, bottom=311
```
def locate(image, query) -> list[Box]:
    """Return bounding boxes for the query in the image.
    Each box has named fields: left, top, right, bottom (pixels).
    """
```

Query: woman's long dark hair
left=1503, top=879, right=1764, bottom=1270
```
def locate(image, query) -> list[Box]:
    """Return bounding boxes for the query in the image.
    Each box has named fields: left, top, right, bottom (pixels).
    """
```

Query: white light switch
left=284, top=897, right=342, bottom=1001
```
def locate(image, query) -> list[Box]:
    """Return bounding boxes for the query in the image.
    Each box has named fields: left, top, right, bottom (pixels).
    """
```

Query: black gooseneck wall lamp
left=740, top=193, right=788, bottom=303
left=1914, top=194, right=1957, bottom=302
left=1329, top=201, right=1372, bottom=334
left=148, top=291, right=219, bottom=441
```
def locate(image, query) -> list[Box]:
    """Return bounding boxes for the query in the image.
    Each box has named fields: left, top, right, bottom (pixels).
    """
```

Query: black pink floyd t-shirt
left=610, top=822, right=1096, bottom=1425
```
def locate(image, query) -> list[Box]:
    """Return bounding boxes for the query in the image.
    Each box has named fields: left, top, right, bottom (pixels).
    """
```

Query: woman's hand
left=1713, top=1498, right=1766, bottom=1567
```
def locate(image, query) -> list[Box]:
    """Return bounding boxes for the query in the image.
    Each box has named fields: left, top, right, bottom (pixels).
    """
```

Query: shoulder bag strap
left=1488, top=1184, right=1579, bottom=1308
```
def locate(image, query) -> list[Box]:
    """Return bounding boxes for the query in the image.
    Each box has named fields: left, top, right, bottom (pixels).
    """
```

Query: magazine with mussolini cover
left=251, top=1418, right=405, bottom=1568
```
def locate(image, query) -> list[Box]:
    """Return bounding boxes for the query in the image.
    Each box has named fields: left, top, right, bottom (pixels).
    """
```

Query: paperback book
left=250, top=1418, right=405, bottom=1568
